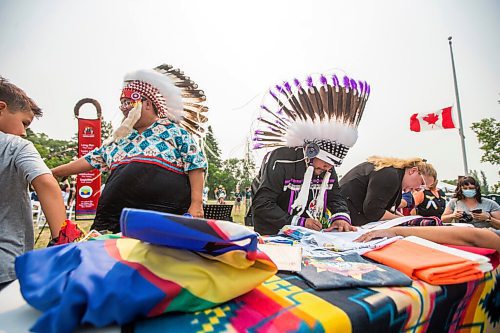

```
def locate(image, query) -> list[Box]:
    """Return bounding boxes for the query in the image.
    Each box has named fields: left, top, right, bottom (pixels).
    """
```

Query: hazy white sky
left=1, top=0, right=499, bottom=184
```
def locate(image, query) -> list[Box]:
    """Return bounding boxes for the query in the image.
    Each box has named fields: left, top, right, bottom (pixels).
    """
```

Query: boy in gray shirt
left=0, top=77, right=65, bottom=290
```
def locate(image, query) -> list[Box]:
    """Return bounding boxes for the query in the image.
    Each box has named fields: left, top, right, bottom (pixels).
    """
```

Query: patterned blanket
left=127, top=268, right=499, bottom=333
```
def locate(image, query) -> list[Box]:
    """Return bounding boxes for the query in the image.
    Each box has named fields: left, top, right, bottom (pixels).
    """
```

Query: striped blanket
left=128, top=268, right=499, bottom=332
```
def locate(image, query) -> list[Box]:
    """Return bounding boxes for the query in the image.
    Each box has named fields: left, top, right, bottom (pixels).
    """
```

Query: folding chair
left=66, top=202, right=75, bottom=220
left=31, top=200, right=45, bottom=228
left=203, top=204, right=234, bottom=222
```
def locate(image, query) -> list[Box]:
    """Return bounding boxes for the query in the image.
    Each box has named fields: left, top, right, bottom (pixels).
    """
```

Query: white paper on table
left=258, top=244, right=302, bottom=272
left=361, top=215, right=421, bottom=230
left=404, top=236, right=493, bottom=272
left=279, top=225, right=401, bottom=257
left=312, top=230, right=396, bottom=252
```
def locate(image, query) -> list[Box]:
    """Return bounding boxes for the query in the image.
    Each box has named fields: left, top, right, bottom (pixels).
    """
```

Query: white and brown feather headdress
left=153, top=64, right=208, bottom=138
left=121, top=64, right=208, bottom=139
left=253, top=73, right=370, bottom=166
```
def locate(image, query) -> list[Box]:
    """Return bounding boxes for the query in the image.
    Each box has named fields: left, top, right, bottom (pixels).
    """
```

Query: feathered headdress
left=107, top=64, right=208, bottom=145
left=153, top=64, right=209, bottom=138
left=253, top=73, right=370, bottom=166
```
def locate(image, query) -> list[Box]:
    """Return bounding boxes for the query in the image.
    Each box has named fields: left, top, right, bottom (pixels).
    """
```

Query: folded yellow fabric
left=363, top=239, right=483, bottom=285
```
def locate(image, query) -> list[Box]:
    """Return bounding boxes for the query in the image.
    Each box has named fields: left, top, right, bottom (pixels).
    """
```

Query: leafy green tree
left=480, top=171, right=489, bottom=195
left=202, top=127, right=257, bottom=200
left=98, top=120, right=113, bottom=184
left=240, top=140, right=256, bottom=190
left=101, top=120, right=113, bottom=139
left=470, top=170, right=489, bottom=195
left=471, top=118, right=499, bottom=165
left=26, top=128, right=76, bottom=169
left=220, top=158, right=243, bottom=198
left=26, top=119, right=113, bottom=175
left=491, top=182, right=500, bottom=194
left=442, top=179, right=458, bottom=186
left=203, top=126, right=223, bottom=199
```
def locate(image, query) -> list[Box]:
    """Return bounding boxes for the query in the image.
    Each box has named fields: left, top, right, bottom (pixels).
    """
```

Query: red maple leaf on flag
left=423, top=113, right=439, bottom=125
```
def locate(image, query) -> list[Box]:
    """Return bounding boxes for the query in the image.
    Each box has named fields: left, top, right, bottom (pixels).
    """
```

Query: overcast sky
left=1, top=0, right=499, bottom=184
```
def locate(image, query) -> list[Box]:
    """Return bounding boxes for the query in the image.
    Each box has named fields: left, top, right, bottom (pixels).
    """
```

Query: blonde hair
left=367, top=156, right=437, bottom=179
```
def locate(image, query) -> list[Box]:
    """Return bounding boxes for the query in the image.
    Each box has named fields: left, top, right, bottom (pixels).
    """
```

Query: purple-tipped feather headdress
left=252, top=71, right=371, bottom=166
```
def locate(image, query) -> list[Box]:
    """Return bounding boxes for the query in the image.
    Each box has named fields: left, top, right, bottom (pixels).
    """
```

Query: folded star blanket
left=363, top=239, right=483, bottom=285
left=298, top=253, right=412, bottom=289
left=15, top=209, right=277, bottom=333
left=400, top=216, right=443, bottom=226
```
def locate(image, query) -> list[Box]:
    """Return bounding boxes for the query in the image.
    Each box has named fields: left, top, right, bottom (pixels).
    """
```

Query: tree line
left=25, top=118, right=498, bottom=194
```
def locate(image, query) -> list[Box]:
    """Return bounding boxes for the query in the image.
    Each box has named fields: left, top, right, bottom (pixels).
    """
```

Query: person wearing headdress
left=339, top=156, right=437, bottom=226
left=52, top=65, right=208, bottom=233
left=250, top=73, right=371, bottom=235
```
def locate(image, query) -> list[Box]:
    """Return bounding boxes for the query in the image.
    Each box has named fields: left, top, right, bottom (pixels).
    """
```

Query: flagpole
left=448, top=36, right=469, bottom=175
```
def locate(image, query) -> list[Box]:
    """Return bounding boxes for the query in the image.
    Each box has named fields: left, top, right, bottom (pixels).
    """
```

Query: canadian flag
left=410, top=106, right=456, bottom=132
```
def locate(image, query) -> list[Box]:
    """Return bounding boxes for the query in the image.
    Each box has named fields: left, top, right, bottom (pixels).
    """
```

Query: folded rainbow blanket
left=15, top=209, right=277, bottom=333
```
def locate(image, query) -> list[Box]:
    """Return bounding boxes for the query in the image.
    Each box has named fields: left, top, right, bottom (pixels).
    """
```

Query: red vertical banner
left=74, top=99, right=102, bottom=219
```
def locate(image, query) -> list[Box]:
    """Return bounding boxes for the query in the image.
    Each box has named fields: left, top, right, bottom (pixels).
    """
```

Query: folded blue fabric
left=120, top=208, right=259, bottom=255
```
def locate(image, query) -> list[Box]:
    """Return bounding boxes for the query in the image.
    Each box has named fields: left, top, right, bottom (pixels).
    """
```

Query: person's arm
left=187, top=168, right=205, bottom=218
left=52, top=157, right=94, bottom=178
left=31, top=174, right=65, bottom=238
left=355, top=226, right=500, bottom=252
left=379, top=210, right=402, bottom=220
left=177, top=129, right=207, bottom=217
left=441, top=200, right=462, bottom=223
left=15, top=141, right=65, bottom=238
left=487, top=210, right=500, bottom=229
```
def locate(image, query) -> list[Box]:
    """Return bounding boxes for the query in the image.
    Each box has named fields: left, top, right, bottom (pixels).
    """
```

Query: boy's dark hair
left=0, top=76, right=42, bottom=117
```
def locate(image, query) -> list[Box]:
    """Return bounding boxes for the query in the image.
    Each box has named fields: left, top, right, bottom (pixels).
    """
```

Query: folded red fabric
left=444, top=244, right=499, bottom=269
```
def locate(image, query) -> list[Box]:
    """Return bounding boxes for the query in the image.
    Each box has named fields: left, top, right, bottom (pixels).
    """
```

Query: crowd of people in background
left=210, top=185, right=253, bottom=214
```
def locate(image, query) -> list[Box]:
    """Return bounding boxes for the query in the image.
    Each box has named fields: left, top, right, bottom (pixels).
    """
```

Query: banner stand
left=74, top=99, right=102, bottom=220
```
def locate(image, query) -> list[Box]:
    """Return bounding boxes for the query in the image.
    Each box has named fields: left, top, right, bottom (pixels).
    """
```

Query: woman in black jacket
left=339, top=156, right=437, bottom=226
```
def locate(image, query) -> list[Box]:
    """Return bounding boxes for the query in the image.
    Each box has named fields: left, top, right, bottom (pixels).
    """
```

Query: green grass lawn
left=34, top=202, right=249, bottom=249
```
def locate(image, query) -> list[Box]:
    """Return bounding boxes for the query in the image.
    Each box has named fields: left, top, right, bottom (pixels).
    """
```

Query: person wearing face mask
left=339, top=157, right=437, bottom=226
left=250, top=72, right=372, bottom=235
left=52, top=65, right=208, bottom=233
left=441, top=176, right=500, bottom=229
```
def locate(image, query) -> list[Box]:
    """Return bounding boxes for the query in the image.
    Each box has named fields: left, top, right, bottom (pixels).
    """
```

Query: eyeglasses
left=119, top=99, right=145, bottom=111
left=415, top=174, right=429, bottom=191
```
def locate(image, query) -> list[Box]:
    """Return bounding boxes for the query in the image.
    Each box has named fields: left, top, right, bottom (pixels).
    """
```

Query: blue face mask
left=462, top=189, right=476, bottom=198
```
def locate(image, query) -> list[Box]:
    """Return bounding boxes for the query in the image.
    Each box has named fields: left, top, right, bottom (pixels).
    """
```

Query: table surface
left=1, top=268, right=498, bottom=333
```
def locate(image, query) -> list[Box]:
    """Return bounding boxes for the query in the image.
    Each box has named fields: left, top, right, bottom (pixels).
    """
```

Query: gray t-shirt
left=446, top=197, right=500, bottom=228
left=0, top=132, right=51, bottom=283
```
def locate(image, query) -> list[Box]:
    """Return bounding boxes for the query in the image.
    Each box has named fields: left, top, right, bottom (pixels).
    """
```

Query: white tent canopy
left=437, top=181, right=456, bottom=193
